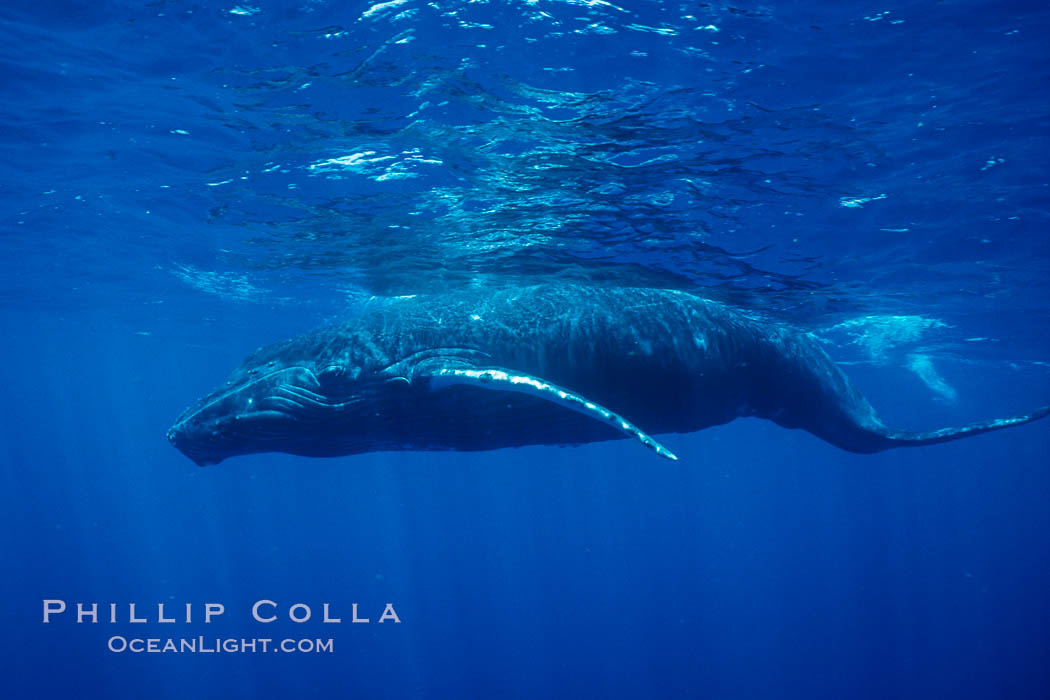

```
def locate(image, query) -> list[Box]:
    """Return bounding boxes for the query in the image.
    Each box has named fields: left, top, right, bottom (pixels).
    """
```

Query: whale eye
left=317, top=364, right=359, bottom=393
left=319, top=364, right=346, bottom=380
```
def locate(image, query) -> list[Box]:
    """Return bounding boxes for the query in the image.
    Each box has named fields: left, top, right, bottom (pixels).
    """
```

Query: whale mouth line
left=172, top=365, right=322, bottom=429
left=378, top=346, right=492, bottom=378
left=262, top=384, right=367, bottom=414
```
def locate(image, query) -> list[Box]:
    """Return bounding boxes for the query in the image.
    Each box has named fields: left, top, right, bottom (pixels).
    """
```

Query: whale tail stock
left=874, top=404, right=1050, bottom=452
left=763, top=330, right=1050, bottom=454
left=833, top=404, right=1050, bottom=454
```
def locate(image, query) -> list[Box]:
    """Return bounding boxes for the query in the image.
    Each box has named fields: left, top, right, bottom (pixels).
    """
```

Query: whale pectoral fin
left=423, top=366, right=679, bottom=461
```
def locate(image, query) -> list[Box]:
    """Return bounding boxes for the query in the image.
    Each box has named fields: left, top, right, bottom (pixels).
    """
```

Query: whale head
left=167, top=337, right=396, bottom=466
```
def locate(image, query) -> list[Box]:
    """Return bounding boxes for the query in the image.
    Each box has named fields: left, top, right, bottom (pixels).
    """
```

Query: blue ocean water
left=1, top=0, right=1048, bottom=697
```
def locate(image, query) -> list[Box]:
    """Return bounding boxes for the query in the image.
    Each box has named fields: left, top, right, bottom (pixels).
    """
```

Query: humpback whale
left=167, top=285, right=1048, bottom=465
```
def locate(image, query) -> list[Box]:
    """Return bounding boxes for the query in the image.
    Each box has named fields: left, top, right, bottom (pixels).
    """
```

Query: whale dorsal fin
left=423, top=366, right=678, bottom=461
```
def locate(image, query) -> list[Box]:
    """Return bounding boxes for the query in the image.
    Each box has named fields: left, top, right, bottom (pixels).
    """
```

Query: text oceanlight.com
left=107, top=636, right=334, bottom=654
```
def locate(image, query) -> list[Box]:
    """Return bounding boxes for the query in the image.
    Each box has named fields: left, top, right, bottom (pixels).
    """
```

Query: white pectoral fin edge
left=426, top=367, right=678, bottom=461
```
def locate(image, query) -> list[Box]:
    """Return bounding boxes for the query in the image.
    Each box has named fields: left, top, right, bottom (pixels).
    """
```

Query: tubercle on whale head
left=166, top=425, right=217, bottom=467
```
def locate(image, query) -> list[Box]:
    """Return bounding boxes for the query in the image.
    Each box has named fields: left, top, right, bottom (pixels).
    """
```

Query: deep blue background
left=1, top=1, right=1048, bottom=698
